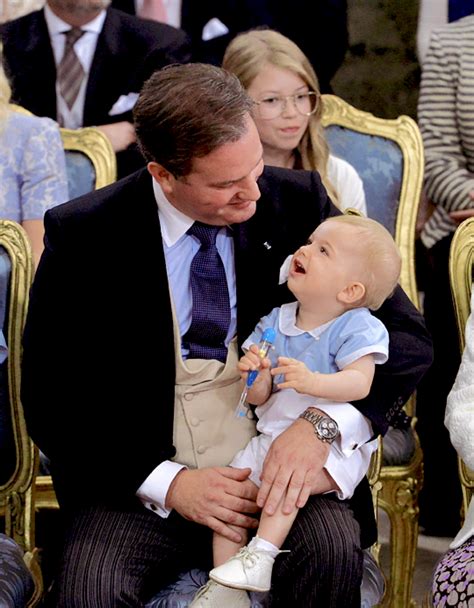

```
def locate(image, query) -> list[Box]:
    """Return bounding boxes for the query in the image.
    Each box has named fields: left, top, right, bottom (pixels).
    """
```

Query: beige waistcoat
left=171, top=306, right=256, bottom=469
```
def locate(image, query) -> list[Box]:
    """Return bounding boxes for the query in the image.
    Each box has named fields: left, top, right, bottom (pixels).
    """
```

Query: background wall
left=332, top=0, right=420, bottom=120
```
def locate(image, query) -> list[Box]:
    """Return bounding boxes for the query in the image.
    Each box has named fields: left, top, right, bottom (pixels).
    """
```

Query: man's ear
left=147, top=161, right=174, bottom=195
left=337, top=282, right=366, bottom=305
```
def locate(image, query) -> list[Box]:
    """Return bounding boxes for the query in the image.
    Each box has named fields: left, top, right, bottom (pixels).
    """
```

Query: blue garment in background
left=448, top=0, right=474, bottom=22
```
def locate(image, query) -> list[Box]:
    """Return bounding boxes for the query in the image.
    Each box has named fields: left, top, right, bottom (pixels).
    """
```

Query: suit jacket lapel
left=234, top=191, right=291, bottom=348
left=83, top=9, right=121, bottom=125
left=19, top=11, right=57, bottom=117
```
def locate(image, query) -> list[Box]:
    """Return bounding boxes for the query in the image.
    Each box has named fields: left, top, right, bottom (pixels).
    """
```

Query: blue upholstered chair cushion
left=65, top=151, right=96, bottom=199
left=0, top=246, right=15, bottom=486
left=325, top=126, right=416, bottom=468
left=325, top=126, right=403, bottom=237
left=0, top=534, right=34, bottom=608
left=145, top=550, right=384, bottom=607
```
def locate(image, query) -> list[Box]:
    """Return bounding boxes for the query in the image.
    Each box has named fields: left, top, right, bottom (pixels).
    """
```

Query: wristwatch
left=299, top=409, right=339, bottom=444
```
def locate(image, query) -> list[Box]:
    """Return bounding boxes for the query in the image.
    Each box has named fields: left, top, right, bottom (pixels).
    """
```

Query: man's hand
left=258, top=418, right=330, bottom=515
left=97, top=121, right=136, bottom=152
left=449, top=209, right=474, bottom=223
left=165, top=467, right=259, bottom=543
left=272, top=357, right=318, bottom=394
left=449, top=190, right=474, bottom=223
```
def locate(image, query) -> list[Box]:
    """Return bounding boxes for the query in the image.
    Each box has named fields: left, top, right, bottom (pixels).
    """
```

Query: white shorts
left=230, top=433, right=273, bottom=488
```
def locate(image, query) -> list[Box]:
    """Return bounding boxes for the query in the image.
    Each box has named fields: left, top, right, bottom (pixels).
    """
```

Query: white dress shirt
left=44, top=4, right=106, bottom=129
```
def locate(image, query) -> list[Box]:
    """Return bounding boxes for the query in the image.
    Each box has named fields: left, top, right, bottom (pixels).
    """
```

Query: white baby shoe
left=189, top=579, right=251, bottom=607
left=210, top=546, right=277, bottom=592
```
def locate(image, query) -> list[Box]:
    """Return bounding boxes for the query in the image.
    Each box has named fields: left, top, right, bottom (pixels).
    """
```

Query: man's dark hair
left=133, top=63, right=254, bottom=177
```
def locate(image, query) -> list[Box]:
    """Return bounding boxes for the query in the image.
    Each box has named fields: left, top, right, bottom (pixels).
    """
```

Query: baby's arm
left=272, top=354, right=375, bottom=402
left=238, top=344, right=272, bottom=405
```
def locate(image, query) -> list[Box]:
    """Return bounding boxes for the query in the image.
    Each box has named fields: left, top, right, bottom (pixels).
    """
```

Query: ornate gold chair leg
left=379, top=455, right=423, bottom=608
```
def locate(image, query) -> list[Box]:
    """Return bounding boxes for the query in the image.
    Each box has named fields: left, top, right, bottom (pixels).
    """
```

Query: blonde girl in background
left=222, top=29, right=366, bottom=215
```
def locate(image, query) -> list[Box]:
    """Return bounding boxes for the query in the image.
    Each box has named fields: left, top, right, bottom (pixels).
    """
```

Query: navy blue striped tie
left=183, top=223, right=231, bottom=363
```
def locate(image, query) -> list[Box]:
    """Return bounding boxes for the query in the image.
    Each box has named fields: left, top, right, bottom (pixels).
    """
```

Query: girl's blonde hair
left=222, top=29, right=339, bottom=207
left=323, top=215, right=402, bottom=310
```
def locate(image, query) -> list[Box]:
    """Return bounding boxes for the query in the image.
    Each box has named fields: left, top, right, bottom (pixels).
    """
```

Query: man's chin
left=228, top=201, right=257, bottom=223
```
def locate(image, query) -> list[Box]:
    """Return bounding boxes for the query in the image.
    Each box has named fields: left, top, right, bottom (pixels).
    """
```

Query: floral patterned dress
left=431, top=537, right=474, bottom=607
left=0, top=111, right=68, bottom=222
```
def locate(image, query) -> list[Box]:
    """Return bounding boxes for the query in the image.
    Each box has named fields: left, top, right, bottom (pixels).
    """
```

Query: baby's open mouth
left=294, top=259, right=306, bottom=274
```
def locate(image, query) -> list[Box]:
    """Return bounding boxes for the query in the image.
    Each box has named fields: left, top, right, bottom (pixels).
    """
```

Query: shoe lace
left=194, top=580, right=214, bottom=601
left=234, top=546, right=260, bottom=570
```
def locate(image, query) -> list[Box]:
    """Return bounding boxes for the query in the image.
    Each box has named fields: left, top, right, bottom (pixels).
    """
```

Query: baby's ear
left=337, top=282, right=366, bottom=306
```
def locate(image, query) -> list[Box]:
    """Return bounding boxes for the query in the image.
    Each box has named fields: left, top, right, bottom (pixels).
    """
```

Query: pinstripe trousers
left=54, top=494, right=363, bottom=607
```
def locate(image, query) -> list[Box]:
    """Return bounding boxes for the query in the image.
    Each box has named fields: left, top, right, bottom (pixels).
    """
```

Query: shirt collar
left=151, top=176, right=233, bottom=246
left=152, top=177, right=193, bottom=247
left=44, top=3, right=107, bottom=36
left=279, top=302, right=336, bottom=338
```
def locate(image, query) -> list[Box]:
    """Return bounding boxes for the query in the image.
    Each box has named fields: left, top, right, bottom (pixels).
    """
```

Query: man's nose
left=238, top=176, right=261, bottom=201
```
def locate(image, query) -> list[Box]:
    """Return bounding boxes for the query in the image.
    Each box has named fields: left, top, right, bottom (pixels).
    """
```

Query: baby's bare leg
left=212, top=526, right=248, bottom=566
left=258, top=468, right=337, bottom=547
left=213, top=526, right=249, bottom=566
left=257, top=498, right=298, bottom=548
left=212, top=478, right=258, bottom=566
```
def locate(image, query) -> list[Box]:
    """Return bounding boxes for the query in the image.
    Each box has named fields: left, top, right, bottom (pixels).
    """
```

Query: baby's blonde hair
left=323, top=215, right=401, bottom=310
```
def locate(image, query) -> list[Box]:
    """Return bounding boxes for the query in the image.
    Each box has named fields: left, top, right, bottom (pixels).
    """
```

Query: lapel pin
left=263, top=241, right=272, bottom=250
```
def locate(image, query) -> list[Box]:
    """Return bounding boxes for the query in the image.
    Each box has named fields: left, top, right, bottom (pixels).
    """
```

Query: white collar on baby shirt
left=279, top=302, right=336, bottom=339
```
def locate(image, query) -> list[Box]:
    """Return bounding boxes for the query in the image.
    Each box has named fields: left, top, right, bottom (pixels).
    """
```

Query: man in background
left=112, top=0, right=348, bottom=93
left=0, top=0, right=191, bottom=177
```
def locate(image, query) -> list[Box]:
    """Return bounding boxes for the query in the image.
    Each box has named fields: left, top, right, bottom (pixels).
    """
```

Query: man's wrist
left=165, top=467, right=187, bottom=511
left=299, top=408, right=340, bottom=444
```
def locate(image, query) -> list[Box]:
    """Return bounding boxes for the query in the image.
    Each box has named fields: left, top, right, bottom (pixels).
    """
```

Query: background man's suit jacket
left=0, top=7, right=191, bottom=126
left=21, top=166, right=432, bottom=547
left=111, top=0, right=348, bottom=93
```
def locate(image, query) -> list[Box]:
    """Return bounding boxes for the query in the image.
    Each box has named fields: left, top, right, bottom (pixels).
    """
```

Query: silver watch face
left=317, top=417, right=339, bottom=441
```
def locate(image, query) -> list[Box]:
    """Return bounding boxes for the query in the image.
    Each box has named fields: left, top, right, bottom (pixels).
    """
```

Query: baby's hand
left=271, top=357, right=318, bottom=394
left=238, top=344, right=271, bottom=384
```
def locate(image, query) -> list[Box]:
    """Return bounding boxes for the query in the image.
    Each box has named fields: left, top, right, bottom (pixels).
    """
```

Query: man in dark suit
left=0, top=0, right=191, bottom=177
left=21, top=63, right=432, bottom=606
left=112, top=0, right=347, bottom=93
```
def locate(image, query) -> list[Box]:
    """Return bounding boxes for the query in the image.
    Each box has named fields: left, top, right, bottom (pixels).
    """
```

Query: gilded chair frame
left=449, top=216, right=474, bottom=517
left=60, top=127, right=117, bottom=189
left=321, top=94, right=424, bottom=608
left=0, top=220, right=42, bottom=605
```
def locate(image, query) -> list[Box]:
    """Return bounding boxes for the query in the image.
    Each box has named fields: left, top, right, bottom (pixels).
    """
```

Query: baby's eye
left=320, top=246, right=328, bottom=255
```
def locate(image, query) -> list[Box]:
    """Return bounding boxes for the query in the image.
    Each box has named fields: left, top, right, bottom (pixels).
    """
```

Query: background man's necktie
left=57, top=28, right=85, bottom=112
left=139, top=0, right=168, bottom=22
left=183, top=223, right=231, bottom=363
